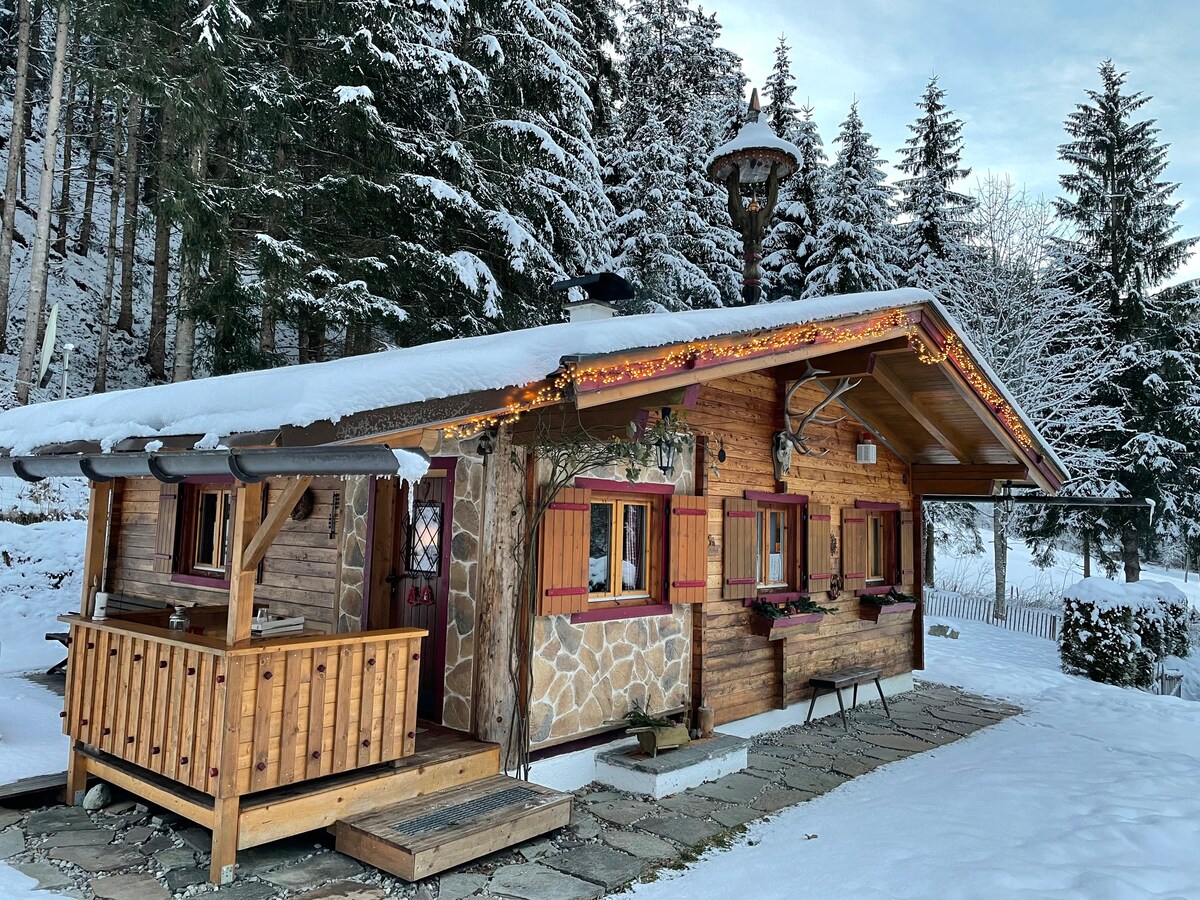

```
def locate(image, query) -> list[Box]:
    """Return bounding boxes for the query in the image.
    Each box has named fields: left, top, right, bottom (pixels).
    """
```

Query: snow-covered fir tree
left=895, top=76, right=973, bottom=305
left=606, top=0, right=742, bottom=310
left=763, top=103, right=826, bottom=300
left=1054, top=60, right=1199, bottom=581
left=802, top=103, right=902, bottom=297
left=762, top=36, right=797, bottom=136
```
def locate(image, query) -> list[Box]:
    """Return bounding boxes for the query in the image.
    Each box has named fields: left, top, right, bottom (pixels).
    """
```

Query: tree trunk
left=146, top=101, right=175, bottom=380
left=1082, top=531, right=1091, bottom=579
left=923, top=520, right=935, bottom=587
left=1122, top=526, right=1141, bottom=583
left=52, top=25, right=79, bottom=258
left=0, top=0, right=33, bottom=351
left=13, top=0, right=71, bottom=405
left=473, top=426, right=525, bottom=766
left=992, top=504, right=1007, bottom=620
left=115, top=93, right=141, bottom=335
left=74, top=84, right=100, bottom=255
left=94, top=108, right=124, bottom=393
left=171, top=139, right=205, bottom=383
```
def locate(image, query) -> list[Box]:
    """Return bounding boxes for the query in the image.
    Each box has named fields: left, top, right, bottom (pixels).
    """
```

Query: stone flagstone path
left=0, top=682, right=1019, bottom=899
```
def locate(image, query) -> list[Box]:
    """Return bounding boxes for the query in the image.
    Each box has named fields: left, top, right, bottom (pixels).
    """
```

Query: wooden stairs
left=335, top=774, right=573, bottom=881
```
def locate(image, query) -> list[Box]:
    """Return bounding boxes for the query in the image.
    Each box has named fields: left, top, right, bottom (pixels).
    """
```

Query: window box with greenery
left=623, top=703, right=690, bottom=757
left=858, top=588, right=918, bottom=622
left=750, top=596, right=836, bottom=640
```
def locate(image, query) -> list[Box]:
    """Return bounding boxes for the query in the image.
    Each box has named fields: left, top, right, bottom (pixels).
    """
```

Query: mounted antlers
left=776, top=362, right=861, bottom=461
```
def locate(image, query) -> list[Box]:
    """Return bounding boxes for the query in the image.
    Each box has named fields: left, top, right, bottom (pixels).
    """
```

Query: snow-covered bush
left=1060, top=578, right=1190, bottom=689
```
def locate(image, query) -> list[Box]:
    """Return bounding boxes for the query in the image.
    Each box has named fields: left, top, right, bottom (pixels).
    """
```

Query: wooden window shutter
left=537, top=486, right=591, bottom=616
left=723, top=497, right=757, bottom=600
left=841, top=507, right=867, bottom=594
left=805, top=503, right=832, bottom=593
left=152, top=483, right=181, bottom=574
left=668, top=495, right=708, bottom=604
left=899, top=509, right=915, bottom=588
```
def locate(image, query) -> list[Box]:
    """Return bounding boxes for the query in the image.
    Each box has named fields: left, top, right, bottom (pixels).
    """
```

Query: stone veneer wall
left=337, top=475, right=371, bottom=634
left=443, top=447, right=484, bottom=731
left=528, top=451, right=696, bottom=748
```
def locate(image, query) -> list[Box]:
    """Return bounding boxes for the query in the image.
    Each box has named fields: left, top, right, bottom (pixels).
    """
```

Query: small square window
left=181, top=485, right=232, bottom=579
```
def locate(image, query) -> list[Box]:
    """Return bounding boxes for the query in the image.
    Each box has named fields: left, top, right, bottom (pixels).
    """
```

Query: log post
left=209, top=795, right=240, bottom=884
left=80, top=480, right=113, bottom=618
left=226, top=482, right=264, bottom=646
left=472, top=426, right=524, bottom=764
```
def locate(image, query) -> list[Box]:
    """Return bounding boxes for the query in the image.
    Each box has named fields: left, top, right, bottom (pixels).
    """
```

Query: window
left=407, top=501, right=443, bottom=576
left=182, top=485, right=233, bottom=579
left=589, top=495, right=653, bottom=602
left=756, top=508, right=789, bottom=588
left=867, top=513, right=888, bottom=583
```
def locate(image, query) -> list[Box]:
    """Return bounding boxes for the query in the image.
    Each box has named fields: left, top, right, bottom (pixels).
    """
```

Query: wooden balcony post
left=226, top=481, right=264, bottom=647
left=80, top=480, right=113, bottom=618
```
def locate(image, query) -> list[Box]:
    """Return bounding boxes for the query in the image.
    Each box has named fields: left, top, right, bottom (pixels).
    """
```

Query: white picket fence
left=925, top=588, right=1061, bottom=641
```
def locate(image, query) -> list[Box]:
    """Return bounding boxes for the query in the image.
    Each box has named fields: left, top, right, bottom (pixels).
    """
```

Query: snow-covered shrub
left=1060, top=578, right=1190, bottom=689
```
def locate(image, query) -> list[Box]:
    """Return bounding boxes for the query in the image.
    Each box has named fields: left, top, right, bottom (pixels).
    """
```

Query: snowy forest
left=0, top=0, right=1196, bottom=577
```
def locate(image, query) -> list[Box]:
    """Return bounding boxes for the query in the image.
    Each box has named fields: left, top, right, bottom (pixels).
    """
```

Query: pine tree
left=607, top=0, right=742, bottom=310
left=895, top=76, right=972, bottom=305
left=763, top=104, right=825, bottom=300
left=1054, top=60, right=1199, bottom=581
left=762, top=36, right=796, bottom=137
left=802, top=103, right=902, bottom=297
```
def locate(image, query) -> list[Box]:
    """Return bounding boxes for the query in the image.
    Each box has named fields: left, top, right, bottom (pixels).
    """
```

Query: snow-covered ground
left=937, top=527, right=1200, bottom=610
left=617, top=618, right=1200, bottom=899
left=0, top=519, right=83, bottom=785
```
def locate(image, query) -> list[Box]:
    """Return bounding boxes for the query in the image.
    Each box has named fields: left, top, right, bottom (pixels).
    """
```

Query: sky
left=703, top=0, right=1200, bottom=286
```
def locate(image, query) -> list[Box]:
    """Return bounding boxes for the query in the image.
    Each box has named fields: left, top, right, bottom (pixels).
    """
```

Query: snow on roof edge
left=0, top=286, right=1063, bottom=479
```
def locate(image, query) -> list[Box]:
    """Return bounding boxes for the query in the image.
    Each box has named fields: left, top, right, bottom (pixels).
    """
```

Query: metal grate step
left=388, top=785, right=541, bottom=836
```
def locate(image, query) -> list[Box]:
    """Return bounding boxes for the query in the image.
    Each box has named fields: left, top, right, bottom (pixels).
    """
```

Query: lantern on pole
left=706, top=88, right=802, bottom=305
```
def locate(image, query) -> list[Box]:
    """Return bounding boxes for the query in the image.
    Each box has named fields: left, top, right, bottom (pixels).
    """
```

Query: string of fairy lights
left=443, top=308, right=1037, bottom=455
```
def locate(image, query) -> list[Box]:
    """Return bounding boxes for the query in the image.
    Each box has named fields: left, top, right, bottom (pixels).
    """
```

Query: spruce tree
left=802, top=103, right=902, bottom=297
left=895, top=76, right=972, bottom=305
left=763, top=36, right=796, bottom=137
left=1054, top=60, right=1199, bottom=581
left=606, top=0, right=742, bottom=309
left=763, top=104, right=825, bottom=300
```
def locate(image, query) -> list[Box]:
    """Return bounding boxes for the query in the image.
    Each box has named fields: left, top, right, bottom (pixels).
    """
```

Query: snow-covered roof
left=0, top=287, right=1064, bottom=484
left=706, top=117, right=803, bottom=181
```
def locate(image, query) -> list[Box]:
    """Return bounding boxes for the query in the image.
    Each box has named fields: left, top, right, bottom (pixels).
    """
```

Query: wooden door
left=371, top=460, right=455, bottom=723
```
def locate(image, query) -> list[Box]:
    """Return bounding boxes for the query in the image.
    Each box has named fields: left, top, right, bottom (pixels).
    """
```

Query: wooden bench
left=805, top=666, right=891, bottom=731
left=44, top=632, right=70, bottom=675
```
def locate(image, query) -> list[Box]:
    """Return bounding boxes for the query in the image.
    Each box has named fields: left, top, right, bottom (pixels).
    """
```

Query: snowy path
left=617, top=620, right=1200, bottom=900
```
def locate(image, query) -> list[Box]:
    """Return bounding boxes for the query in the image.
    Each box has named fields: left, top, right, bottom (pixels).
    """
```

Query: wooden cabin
left=0, top=288, right=1065, bottom=884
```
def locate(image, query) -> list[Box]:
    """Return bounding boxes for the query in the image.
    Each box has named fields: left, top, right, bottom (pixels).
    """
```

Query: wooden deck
left=73, top=724, right=500, bottom=881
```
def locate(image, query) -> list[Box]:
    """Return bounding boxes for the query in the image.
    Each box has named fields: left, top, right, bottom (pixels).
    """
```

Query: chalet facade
left=0, top=288, right=1066, bottom=883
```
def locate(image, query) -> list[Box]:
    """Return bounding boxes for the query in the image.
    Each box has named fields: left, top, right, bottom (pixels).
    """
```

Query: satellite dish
left=37, top=304, right=59, bottom=388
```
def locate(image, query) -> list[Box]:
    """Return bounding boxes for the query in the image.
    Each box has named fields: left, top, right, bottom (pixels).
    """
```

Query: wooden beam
left=912, top=464, right=1029, bottom=483
left=572, top=326, right=913, bottom=409
left=775, top=338, right=910, bottom=381
left=80, top=480, right=113, bottom=618
left=871, top=360, right=973, bottom=464
left=833, top=394, right=921, bottom=463
left=226, top=481, right=265, bottom=647
left=242, top=477, right=314, bottom=572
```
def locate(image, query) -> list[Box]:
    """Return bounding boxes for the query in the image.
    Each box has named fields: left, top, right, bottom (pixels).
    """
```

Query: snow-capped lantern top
left=706, top=88, right=802, bottom=185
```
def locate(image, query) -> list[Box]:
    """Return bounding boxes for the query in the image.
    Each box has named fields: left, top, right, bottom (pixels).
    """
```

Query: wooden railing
left=61, top=617, right=427, bottom=797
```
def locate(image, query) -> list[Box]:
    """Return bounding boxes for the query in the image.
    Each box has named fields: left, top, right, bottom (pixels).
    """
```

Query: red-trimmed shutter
left=841, top=507, right=867, bottom=593
left=899, top=509, right=915, bottom=589
left=152, top=483, right=180, bottom=573
left=723, top=497, right=757, bottom=600
left=537, top=487, right=591, bottom=616
left=806, top=503, right=832, bottom=593
left=668, top=495, right=708, bottom=604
